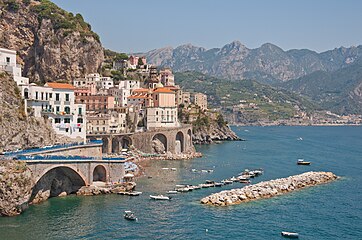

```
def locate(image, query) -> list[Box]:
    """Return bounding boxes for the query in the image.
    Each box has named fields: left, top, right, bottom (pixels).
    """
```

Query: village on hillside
left=0, top=47, right=209, bottom=145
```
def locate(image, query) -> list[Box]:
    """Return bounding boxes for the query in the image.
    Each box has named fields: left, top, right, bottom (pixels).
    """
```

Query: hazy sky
left=52, top=0, right=362, bottom=53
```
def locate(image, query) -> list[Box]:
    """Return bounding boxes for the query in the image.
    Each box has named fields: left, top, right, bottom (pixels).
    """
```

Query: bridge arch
left=93, top=165, right=107, bottom=182
left=175, top=131, right=184, bottom=153
left=152, top=133, right=168, bottom=153
left=112, top=137, right=120, bottom=153
left=30, top=165, right=87, bottom=203
left=121, top=136, right=132, bottom=149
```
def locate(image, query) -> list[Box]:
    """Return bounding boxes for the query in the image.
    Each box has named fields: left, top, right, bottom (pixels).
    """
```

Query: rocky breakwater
left=0, top=160, right=33, bottom=216
left=201, top=171, right=338, bottom=206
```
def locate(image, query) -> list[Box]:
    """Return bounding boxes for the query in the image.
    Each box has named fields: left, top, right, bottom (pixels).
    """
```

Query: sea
left=0, top=126, right=361, bottom=240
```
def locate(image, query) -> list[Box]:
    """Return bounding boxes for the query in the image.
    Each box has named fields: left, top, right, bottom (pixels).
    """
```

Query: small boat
left=177, top=187, right=191, bottom=192
left=200, top=183, right=211, bottom=188
left=297, top=137, right=303, bottom=141
left=214, top=183, right=224, bottom=187
left=192, top=185, right=201, bottom=190
left=230, top=176, right=238, bottom=182
left=281, top=231, right=299, bottom=238
left=205, top=180, right=215, bottom=184
left=167, top=190, right=178, bottom=194
left=124, top=211, right=137, bottom=221
left=239, top=179, right=251, bottom=184
left=117, top=191, right=142, bottom=196
left=162, top=167, right=169, bottom=170
left=201, top=170, right=208, bottom=173
left=207, top=170, right=214, bottom=173
left=297, top=159, right=311, bottom=165
left=175, top=184, right=186, bottom=188
left=191, top=169, right=198, bottom=172
left=171, top=168, right=177, bottom=171
left=221, top=180, right=233, bottom=184
left=150, top=195, right=171, bottom=200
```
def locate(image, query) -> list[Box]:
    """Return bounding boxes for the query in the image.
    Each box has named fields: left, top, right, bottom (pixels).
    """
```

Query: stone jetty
left=200, top=171, right=338, bottom=206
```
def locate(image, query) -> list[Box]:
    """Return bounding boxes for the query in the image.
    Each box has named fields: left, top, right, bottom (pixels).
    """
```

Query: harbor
left=0, top=126, right=361, bottom=239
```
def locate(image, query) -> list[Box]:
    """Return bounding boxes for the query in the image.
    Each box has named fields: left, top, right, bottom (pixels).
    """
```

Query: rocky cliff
left=143, top=41, right=362, bottom=83
left=0, top=0, right=104, bottom=83
left=0, top=160, right=33, bottom=216
left=0, top=72, right=70, bottom=152
left=179, top=107, right=241, bottom=144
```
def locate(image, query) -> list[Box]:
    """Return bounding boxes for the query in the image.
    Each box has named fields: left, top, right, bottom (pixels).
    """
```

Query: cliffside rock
left=152, top=139, right=166, bottom=153
left=193, top=124, right=241, bottom=144
left=0, top=0, right=104, bottom=83
left=0, top=72, right=71, bottom=152
left=0, top=160, right=33, bottom=216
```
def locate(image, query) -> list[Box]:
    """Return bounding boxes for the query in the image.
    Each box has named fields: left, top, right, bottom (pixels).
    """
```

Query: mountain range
left=143, top=41, right=362, bottom=84
left=144, top=42, right=362, bottom=115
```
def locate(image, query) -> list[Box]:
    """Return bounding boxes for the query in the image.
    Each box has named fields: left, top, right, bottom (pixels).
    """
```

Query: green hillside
left=175, top=71, right=317, bottom=121
left=280, top=61, right=362, bottom=115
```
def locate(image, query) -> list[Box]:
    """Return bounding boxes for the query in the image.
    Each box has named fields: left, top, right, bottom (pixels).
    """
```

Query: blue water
left=1, top=126, right=361, bottom=239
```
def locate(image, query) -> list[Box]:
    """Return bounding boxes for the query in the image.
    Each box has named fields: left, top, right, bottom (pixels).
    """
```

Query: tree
left=137, top=57, right=144, bottom=66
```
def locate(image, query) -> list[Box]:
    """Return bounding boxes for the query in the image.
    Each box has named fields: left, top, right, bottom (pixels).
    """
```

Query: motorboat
left=297, top=159, right=311, bottom=165
left=221, top=179, right=233, bottom=184
left=191, top=169, right=198, bottom=172
left=161, top=167, right=169, bottom=170
left=230, top=176, right=239, bottom=182
left=175, top=184, right=186, bottom=188
left=150, top=195, right=171, bottom=200
left=214, top=183, right=224, bottom=187
left=177, top=187, right=191, bottom=192
left=124, top=211, right=137, bottom=221
left=281, top=231, right=299, bottom=238
left=167, top=190, right=178, bottom=194
left=239, top=179, right=251, bottom=184
left=117, top=191, right=142, bottom=196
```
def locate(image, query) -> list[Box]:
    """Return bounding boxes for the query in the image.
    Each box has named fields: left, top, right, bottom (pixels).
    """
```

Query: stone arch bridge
left=87, top=125, right=194, bottom=154
left=26, top=159, right=125, bottom=201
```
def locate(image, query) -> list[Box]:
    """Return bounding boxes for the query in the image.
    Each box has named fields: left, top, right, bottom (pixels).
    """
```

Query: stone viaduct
left=87, top=125, right=194, bottom=154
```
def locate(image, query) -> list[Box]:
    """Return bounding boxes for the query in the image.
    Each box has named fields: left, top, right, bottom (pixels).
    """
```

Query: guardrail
left=2, top=140, right=103, bottom=157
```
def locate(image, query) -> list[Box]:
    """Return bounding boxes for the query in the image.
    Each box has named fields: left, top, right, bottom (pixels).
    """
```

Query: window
left=64, top=118, right=70, bottom=123
left=79, top=128, right=82, bottom=132
left=156, top=111, right=159, bottom=115
left=64, top=106, right=70, bottom=114
left=56, top=106, right=60, bottom=113
left=55, top=93, right=60, bottom=101
left=6, top=57, right=10, bottom=63
left=65, top=93, right=70, bottom=101
left=65, top=128, right=69, bottom=132
left=77, top=118, right=83, bottom=123
left=78, top=107, right=82, bottom=115
left=49, top=93, right=52, bottom=99
left=46, top=93, right=48, bottom=100
left=41, top=104, right=44, bottom=110
left=55, top=118, right=61, bottom=123
left=35, top=91, right=38, bottom=100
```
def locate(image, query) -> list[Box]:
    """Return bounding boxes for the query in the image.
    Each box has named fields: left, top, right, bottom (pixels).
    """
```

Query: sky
left=52, top=0, right=362, bottom=54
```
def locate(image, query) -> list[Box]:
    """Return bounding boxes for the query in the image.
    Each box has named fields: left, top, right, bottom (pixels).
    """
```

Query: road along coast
left=200, top=171, right=338, bottom=206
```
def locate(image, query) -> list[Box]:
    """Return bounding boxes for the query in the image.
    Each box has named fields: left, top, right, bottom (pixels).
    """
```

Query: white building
left=43, top=82, right=87, bottom=141
left=0, top=47, right=29, bottom=85
left=145, top=88, right=180, bottom=129
left=194, top=93, right=208, bottom=110
left=20, top=83, right=53, bottom=117
left=118, top=79, right=140, bottom=107
left=97, top=76, right=114, bottom=90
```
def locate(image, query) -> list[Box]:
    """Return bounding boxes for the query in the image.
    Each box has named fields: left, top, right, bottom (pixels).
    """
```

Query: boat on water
left=297, top=159, right=311, bottom=165
left=177, top=187, right=191, bottom=192
left=239, top=179, right=251, bottom=184
left=214, top=182, right=224, bottom=187
left=167, top=190, right=178, bottom=194
left=117, top=191, right=142, bottom=196
left=221, top=180, right=233, bottom=184
left=124, top=211, right=137, bottom=221
left=281, top=231, right=299, bottom=238
left=171, top=168, right=177, bottom=171
left=150, top=195, right=171, bottom=200
left=230, top=176, right=239, bottom=182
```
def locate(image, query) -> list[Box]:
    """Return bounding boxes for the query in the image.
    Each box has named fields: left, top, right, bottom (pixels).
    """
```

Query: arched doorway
left=24, top=88, right=29, bottom=99
left=93, top=165, right=107, bottom=182
left=175, top=131, right=184, bottom=153
left=152, top=133, right=168, bottom=154
left=30, top=166, right=86, bottom=203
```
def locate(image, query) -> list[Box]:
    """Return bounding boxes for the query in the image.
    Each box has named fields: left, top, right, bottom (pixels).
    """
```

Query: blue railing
left=3, top=140, right=103, bottom=157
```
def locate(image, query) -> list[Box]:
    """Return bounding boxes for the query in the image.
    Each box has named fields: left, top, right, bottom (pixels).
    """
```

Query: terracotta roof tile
left=46, top=82, right=75, bottom=90
left=153, top=87, right=175, bottom=93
